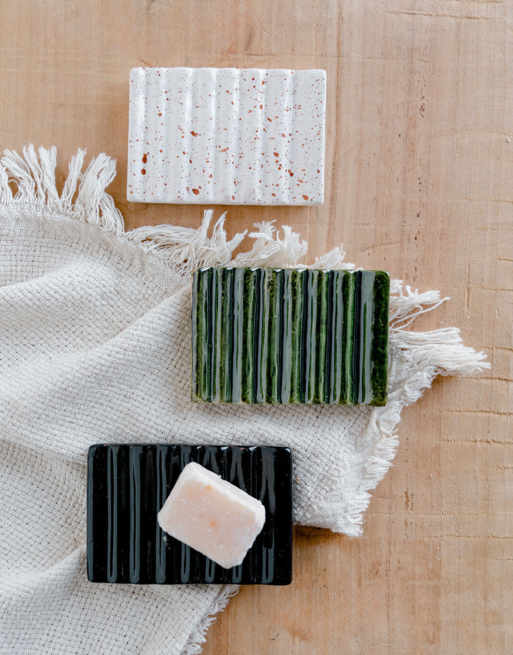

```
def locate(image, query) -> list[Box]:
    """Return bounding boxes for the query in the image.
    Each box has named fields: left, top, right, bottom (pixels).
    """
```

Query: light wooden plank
left=0, top=0, right=510, bottom=652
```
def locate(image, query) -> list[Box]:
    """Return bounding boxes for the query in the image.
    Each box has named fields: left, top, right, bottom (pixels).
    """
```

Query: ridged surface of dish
left=87, top=444, right=293, bottom=585
left=191, top=268, right=390, bottom=405
left=127, top=67, right=326, bottom=205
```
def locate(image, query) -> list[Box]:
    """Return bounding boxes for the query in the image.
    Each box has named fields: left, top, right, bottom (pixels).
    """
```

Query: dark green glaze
left=242, top=269, right=257, bottom=403
left=220, top=267, right=234, bottom=402
left=255, top=268, right=269, bottom=403
left=369, top=271, right=389, bottom=405
left=231, top=268, right=245, bottom=403
left=266, top=269, right=281, bottom=404
left=191, top=267, right=390, bottom=406
left=327, top=270, right=346, bottom=404
left=302, top=269, right=318, bottom=403
left=210, top=267, right=223, bottom=402
left=314, top=270, right=328, bottom=404
left=342, top=271, right=356, bottom=404
left=289, top=270, right=303, bottom=403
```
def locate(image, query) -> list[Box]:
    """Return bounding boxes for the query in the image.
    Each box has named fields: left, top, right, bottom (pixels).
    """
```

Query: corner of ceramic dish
left=129, top=66, right=146, bottom=81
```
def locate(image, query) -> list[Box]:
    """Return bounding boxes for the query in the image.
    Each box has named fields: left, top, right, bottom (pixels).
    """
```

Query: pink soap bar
left=157, top=462, right=266, bottom=569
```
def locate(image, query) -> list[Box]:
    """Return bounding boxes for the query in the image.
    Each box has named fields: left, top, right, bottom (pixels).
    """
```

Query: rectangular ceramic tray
left=87, top=444, right=293, bottom=585
left=191, top=268, right=390, bottom=405
left=127, top=67, right=326, bottom=205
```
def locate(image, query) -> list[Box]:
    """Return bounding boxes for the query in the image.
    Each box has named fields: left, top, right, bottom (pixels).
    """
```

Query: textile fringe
left=0, top=145, right=490, bottom=542
left=339, top=284, right=489, bottom=537
left=181, top=585, right=240, bottom=655
left=0, top=146, right=353, bottom=274
left=1, top=145, right=125, bottom=233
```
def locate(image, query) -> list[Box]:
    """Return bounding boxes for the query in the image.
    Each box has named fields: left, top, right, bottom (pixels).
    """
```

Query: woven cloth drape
left=0, top=147, right=488, bottom=654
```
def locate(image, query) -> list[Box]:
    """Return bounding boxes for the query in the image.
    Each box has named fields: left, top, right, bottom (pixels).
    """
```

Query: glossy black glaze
left=87, top=444, right=293, bottom=585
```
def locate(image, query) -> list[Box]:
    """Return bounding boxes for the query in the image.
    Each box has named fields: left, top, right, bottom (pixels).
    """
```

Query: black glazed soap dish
left=87, top=444, right=293, bottom=585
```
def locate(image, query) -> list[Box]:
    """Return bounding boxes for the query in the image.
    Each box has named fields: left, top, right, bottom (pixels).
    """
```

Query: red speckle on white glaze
left=127, top=68, right=325, bottom=205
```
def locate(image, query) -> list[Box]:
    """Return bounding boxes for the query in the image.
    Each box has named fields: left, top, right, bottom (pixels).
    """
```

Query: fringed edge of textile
left=0, top=145, right=354, bottom=273
left=338, top=283, right=490, bottom=536
left=181, top=585, right=240, bottom=655
left=0, top=146, right=490, bottom=543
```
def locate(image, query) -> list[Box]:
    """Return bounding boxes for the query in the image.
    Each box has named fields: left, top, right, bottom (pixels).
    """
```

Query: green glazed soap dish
left=191, top=267, right=389, bottom=406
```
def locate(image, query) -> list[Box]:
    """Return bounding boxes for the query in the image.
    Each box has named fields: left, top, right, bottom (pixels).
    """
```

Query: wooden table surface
left=1, top=1, right=511, bottom=653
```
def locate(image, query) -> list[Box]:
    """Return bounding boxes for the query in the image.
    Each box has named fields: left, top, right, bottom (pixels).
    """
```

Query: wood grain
left=0, top=0, right=511, bottom=653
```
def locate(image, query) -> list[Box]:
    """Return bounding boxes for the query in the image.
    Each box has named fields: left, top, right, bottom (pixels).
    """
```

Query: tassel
left=38, top=146, right=60, bottom=211
left=127, top=210, right=247, bottom=274
left=181, top=584, right=239, bottom=655
left=1, top=149, right=37, bottom=201
left=0, top=162, right=10, bottom=205
left=61, top=149, right=87, bottom=211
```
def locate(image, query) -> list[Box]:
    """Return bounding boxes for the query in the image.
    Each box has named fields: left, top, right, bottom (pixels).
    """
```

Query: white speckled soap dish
left=127, top=67, right=326, bottom=206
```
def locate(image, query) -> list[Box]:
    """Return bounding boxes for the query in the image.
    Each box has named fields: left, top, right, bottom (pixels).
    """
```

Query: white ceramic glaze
left=127, top=67, right=326, bottom=205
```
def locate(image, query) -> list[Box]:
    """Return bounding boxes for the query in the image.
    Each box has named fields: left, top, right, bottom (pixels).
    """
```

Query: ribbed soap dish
left=191, top=267, right=390, bottom=406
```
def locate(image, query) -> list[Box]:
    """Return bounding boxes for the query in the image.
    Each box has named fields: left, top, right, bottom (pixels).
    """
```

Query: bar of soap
left=158, top=462, right=266, bottom=569
left=191, top=267, right=390, bottom=405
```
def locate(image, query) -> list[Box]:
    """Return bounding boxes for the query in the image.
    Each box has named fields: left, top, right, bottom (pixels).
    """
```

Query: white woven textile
left=0, top=147, right=488, bottom=654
